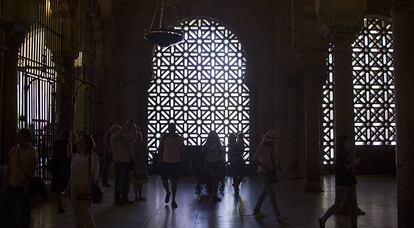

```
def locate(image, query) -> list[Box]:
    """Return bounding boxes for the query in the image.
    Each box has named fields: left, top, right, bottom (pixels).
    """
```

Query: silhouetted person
left=252, top=130, right=287, bottom=222
left=102, top=123, right=114, bottom=187
left=319, top=134, right=359, bottom=228
left=112, top=121, right=135, bottom=205
left=131, top=127, right=148, bottom=201
left=158, top=123, right=184, bottom=208
left=202, top=131, right=225, bottom=202
left=229, top=133, right=245, bottom=194
left=3, top=129, right=38, bottom=228
left=70, top=134, right=98, bottom=228
left=50, top=129, right=72, bottom=213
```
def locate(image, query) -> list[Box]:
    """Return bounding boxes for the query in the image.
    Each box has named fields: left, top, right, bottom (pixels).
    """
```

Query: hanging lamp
left=144, top=0, right=183, bottom=47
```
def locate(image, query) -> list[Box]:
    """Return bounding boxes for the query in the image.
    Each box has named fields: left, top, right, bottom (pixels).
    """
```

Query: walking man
left=158, top=123, right=184, bottom=208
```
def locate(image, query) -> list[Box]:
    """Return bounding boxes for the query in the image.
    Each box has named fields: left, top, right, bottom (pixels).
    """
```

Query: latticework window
left=321, top=44, right=335, bottom=165
left=147, top=18, right=250, bottom=163
left=322, top=17, right=396, bottom=165
left=352, top=17, right=395, bottom=146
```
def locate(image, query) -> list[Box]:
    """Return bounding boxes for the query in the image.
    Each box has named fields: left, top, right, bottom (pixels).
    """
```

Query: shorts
left=161, top=162, right=180, bottom=180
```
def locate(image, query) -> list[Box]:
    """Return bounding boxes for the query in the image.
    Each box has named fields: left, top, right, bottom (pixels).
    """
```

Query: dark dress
left=50, top=139, right=71, bottom=194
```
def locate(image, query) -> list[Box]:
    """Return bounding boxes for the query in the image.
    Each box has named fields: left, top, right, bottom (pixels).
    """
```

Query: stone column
left=58, top=51, right=77, bottom=131
left=0, top=27, right=25, bottom=162
left=304, top=73, right=323, bottom=192
left=331, top=27, right=357, bottom=155
left=392, top=1, right=414, bottom=227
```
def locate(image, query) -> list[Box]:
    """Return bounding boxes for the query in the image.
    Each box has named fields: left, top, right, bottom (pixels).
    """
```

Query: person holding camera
left=111, top=121, right=136, bottom=205
left=252, top=130, right=287, bottom=222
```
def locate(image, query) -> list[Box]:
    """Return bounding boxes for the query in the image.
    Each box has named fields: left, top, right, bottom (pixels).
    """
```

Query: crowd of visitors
left=0, top=122, right=364, bottom=228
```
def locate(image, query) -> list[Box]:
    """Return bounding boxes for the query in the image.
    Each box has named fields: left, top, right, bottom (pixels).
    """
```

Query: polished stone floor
left=32, top=175, right=396, bottom=228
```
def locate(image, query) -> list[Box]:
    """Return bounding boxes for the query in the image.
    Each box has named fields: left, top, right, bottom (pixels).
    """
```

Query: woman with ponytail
left=70, top=134, right=99, bottom=228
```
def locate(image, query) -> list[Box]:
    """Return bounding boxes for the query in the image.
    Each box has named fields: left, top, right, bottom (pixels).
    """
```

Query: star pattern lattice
left=352, top=17, right=396, bottom=146
left=147, top=18, right=250, bottom=163
left=322, top=17, right=396, bottom=165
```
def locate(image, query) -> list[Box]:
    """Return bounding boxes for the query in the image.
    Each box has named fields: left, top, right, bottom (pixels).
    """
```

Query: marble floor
left=32, top=175, right=397, bottom=228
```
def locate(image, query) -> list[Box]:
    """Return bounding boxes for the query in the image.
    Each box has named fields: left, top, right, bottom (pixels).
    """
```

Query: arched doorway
left=147, top=18, right=250, bottom=163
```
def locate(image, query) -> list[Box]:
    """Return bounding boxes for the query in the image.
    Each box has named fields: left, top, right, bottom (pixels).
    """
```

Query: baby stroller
left=187, top=146, right=225, bottom=196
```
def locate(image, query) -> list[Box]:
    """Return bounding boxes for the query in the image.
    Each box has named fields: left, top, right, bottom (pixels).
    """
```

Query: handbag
left=88, top=154, right=103, bottom=204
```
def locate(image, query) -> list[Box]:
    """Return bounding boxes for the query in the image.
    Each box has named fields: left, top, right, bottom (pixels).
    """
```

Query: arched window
left=147, top=18, right=250, bottom=163
left=322, top=17, right=395, bottom=165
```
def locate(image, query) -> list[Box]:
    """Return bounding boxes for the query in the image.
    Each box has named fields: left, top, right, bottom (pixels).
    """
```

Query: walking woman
left=253, top=130, right=286, bottom=222
left=50, top=129, right=72, bottom=213
left=202, top=131, right=225, bottom=202
left=70, top=134, right=99, bottom=228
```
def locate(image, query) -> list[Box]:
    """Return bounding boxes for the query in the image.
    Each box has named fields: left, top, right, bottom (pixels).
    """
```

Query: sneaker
left=253, top=210, right=265, bottom=219
left=318, top=218, right=325, bottom=228
left=57, top=208, right=65, bottom=214
left=171, top=201, right=177, bottom=208
left=138, top=197, right=146, bottom=202
left=102, top=183, right=111, bottom=187
left=165, top=192, right=171, bottom=204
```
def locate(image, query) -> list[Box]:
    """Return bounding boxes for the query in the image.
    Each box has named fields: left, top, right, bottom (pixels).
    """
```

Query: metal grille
left=352, top=17, right=395, bottom=146
left=321, top=17, right=396, bottom=165
left=17, top=0, right=62, bottom=179
left=147, top=18, right=250, bottom=163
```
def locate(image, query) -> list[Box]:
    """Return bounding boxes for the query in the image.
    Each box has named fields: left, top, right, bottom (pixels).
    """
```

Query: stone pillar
left=304, top=74, right=323, bottom=192
left=0, top=28, right=25, bottom=163
left=331, top=27, right=357, bottom=154
left=58, top=51, right=77, bottom=132
left=392, top=1, right=414, bottom=227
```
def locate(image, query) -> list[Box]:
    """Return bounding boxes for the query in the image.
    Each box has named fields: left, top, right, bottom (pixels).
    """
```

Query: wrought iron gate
left=17, top=0, right=63, bottom=179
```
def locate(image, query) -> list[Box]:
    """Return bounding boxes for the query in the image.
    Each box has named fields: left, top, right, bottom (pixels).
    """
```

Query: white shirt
left=159, top=134, right=183, bottom=163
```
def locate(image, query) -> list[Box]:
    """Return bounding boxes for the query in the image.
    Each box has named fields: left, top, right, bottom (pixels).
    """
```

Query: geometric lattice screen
left=352, top=17, right=396, bottom=146
left=321, top=44, right=336, bottom=165
left=322, top=17, right=396, bottom=165
left=147, top=18, right=250, bottom=163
